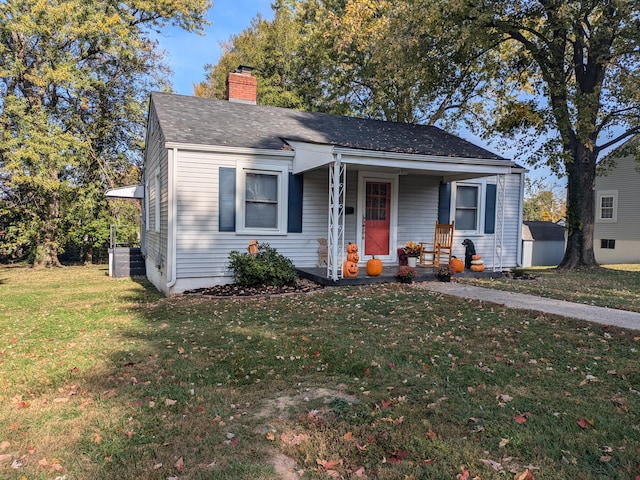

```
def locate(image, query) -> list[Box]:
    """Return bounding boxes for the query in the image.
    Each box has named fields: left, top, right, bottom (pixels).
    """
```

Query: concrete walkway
left=424, top=282, right=640, bottom=331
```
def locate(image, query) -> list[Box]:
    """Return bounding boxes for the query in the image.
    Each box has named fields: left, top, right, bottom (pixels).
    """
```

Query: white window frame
left=452, top=180, right=486, bottom=235
left=596, top=190, right=618, bottom=223
left=236, top=161, right=289, bottom=235
left=154, top=173, right=161, bottom=233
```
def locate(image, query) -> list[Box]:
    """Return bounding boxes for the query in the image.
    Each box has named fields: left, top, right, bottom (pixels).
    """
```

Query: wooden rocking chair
left=418, top=221, right=455, bottom=268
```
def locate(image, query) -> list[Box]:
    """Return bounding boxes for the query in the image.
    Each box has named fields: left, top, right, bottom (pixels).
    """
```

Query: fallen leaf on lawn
left=352, top=466, right=366, bottom=477
left=15, top=401, right=30, bottom=410
left=11, top=459, right=22, bottom=469
left=421, top=458, right=434, bottom=465
left=514, top=469, right=535, bottom=480
left=499, top=438, right=510, bottom=448
left=50, top=463, right=64, bottom=472
left=93, top=433, right=102, bottom=444
left=577, top=418, right=593, bottom=429
left=480, top=458, right=502, bottom=471
left=426, top=429, right=437, bottom=440
left=0, top=454, right=12, bottom=464
left=343, top=431, right=354, bottom=442
left=356, top=443, right=368, bottom=451
left=266, top=432, right=275, bottom=441
left=175, top=456, right=184, bottom=471
left=153, top=463, right=162, bottom=470
left=515, top=415, right=528, bottom=424
left=599, top=455, right=612, bottom=463
left=0, top=441, right=9, bottom=451
left=38, top=458, right=49, bottom=468
left=381, top=399, right=393, bottom=409
left=456, top=467, right=470, bottom=480
left=498, top=394, right=513, bottom=403
left=165, top=398, right=177, bottom=406
left=388, top=450, right=410, bottom=463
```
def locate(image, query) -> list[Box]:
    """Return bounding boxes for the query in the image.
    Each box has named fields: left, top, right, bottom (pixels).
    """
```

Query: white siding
left=594, top=155, right=640, bottom=264
left=142, top=107, right=169, bottom=293
left=163, top=147, right=523, bottom=293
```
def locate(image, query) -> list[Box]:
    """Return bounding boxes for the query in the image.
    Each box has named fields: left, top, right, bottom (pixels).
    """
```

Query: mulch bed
left=183, top=277, right=323, bottom=297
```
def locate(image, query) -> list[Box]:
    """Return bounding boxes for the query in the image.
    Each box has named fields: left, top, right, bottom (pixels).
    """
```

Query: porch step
left=110, top=247, right=146, bottom=278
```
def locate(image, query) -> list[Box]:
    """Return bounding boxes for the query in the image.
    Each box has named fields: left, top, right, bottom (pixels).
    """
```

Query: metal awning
left=106, top=185, right=144, bottom=199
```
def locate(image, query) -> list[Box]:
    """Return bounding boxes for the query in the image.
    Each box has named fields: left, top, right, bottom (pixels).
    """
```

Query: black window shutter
left=219, top=167, right=236, bottom=232
left=438, top=182, right=451, bottom=224
left=287, top=173, right=303, bottom=233
left=485, top=183, right=497, bottom=234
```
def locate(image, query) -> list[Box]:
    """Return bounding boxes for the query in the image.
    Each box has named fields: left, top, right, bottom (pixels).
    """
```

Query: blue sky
left=157, top=0, right=274, bottom=96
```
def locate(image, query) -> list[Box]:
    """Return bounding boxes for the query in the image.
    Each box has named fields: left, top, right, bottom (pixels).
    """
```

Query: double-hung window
left=236, top=162, right=288, bottom=234
left=454, top=183, right=482, bottom=233
left=596, top=190, right=617, bottom=222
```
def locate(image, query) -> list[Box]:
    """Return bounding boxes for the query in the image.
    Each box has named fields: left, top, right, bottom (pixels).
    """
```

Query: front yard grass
left=459, top=264, right=640, bottom=312
left=0, top=265, right=639, bottom=479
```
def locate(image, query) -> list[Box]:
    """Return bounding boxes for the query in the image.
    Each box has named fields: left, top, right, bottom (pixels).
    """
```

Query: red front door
left=364, top=181, right=391, bottom=256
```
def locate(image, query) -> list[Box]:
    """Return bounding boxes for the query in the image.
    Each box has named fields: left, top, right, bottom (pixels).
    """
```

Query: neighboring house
left=521, top=221, right=566, bottom=267
left=138, top=67, right=526, bottom=295
left=594, top=141, right=640, bottom=264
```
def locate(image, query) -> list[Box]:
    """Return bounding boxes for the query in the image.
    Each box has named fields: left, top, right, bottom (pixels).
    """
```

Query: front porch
left=296, top=265, right=502, bottom=286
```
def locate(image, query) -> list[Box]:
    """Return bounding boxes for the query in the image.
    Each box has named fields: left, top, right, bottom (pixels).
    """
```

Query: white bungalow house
left=594, top=138, right=640, bottom=264
left=138, top=67, right=526, bottom=296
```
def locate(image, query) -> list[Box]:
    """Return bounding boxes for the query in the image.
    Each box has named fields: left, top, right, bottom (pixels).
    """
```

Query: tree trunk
left=33, top=174, right=61, bottom=268
left=558, top=142, right=598, bottom=270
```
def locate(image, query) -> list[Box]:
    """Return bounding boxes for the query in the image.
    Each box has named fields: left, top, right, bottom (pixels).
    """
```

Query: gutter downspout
left=166, top=147, right=178, bottom=290
left=516, top=171, right=525, bottom=267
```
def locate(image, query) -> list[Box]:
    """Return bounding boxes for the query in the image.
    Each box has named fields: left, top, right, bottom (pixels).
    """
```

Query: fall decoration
left=366, top=256, right=383, bottom=276
left=450, top=256, right=464, bottom=273
left=346, top=243, right=359, bottom=254
left=347, top=252, right=360, bottom=263
left=343, top=260, right=359, bottom=277
left=395, top=265, right=417, bottom=283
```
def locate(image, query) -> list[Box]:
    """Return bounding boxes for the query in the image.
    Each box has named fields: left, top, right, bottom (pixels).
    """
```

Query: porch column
left=327, top=155, right=346, bottom=281
left=493, top=173, right=506, bottom=271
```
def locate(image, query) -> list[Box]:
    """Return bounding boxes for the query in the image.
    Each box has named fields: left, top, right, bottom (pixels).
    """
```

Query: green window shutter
left=287, top=173, right=303, bottom=233
left=219, top=167, right=236, bottom=232
left=438, top=182, right=451, bottom=224
left=484, top=183, right=497, bottom=234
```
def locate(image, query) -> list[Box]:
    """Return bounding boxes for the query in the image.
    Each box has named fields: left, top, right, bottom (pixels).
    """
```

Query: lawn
left=459, top=264, right=640, bottom=313
left=0, top=265, right=639, bottom=479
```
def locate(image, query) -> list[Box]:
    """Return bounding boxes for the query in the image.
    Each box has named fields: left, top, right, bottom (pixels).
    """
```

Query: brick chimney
left=226, top=65, right=257, bottom=104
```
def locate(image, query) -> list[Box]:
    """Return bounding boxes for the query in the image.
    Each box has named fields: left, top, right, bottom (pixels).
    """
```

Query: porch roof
left=289, top=141, right=518, bottom=181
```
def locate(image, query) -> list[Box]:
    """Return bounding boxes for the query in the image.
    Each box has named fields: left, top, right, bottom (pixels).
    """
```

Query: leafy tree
left=195, top=2, right=310, bottom=109
left=443, top=0, right=640, bottom=269
left=523, top=178, right=566, bottom=223
left=0, top=0, right=210, bottom=266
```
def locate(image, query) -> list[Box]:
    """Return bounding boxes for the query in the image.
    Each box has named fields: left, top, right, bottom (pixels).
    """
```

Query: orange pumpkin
left=366, top=256, right=383, bottom=276
left=343, top=260, right=359, bottom=277
left=449, top=256, right=464, bottom=273
left=346, top=243, right=359, bottom=254
left=471, top=254, right=482, bottom=261
left=347, top=252, right=360, bottom=263
left=470, top=264, right=485, bottom=272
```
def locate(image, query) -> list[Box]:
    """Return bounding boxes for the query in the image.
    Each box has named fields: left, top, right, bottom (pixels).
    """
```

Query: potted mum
left=396, top=265, right=417, bottom=284
left=404, top=241, right=421, bottom=267
left=436, top=263, right=455, bottom=282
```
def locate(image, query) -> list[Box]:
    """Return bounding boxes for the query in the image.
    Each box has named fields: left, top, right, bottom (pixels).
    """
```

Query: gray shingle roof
left=524, top=221, right=566, bottom=242
left=150, top=92, right=508, bottom=161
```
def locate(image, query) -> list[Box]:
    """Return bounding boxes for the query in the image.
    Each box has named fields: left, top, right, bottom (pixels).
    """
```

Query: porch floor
left=296, top=265, right=502, bottom=286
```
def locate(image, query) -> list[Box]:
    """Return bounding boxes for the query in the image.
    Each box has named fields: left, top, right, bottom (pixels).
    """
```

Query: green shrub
left=228, top=243, right=296, bottom=287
